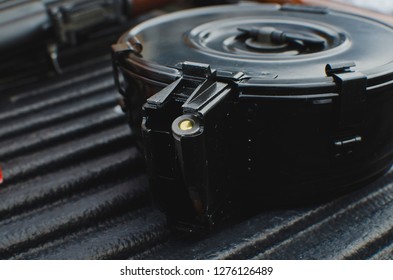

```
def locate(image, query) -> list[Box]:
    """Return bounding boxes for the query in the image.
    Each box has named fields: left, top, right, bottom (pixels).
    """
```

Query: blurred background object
left=0, top=0, right=182, bottom=90
left=253, top=0, right=393, bottom=24
left=0, top=0, right=177, bottom=52
left=325, top=0, right=393, bottom=15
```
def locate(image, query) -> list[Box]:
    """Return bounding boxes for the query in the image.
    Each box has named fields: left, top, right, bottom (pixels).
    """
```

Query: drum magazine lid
left=117, top=3, right=393, bottom=90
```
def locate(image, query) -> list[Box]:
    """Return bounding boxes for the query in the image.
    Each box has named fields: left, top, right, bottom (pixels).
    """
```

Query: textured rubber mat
left=1, top=34, right=393, bottom=261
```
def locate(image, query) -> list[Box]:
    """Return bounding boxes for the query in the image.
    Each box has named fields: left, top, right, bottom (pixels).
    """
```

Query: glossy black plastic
left=112, top=4, right=393, bottom=231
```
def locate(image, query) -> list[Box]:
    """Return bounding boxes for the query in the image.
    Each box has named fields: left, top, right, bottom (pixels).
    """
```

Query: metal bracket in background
left=48, top=0, right=126, bottom=46
left=47, top=41, right=63, bottom=75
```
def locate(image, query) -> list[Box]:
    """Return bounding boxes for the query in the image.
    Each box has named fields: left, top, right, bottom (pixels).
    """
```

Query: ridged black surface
left=1, top=23, right=393, bottom=261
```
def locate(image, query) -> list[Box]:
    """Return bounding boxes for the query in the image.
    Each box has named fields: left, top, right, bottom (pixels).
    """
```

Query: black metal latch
left=326, top=62, right=367, bottom=158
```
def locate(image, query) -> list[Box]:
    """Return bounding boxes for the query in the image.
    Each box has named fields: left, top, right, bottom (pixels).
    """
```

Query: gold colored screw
left=179, top=119, right=194, bottom=131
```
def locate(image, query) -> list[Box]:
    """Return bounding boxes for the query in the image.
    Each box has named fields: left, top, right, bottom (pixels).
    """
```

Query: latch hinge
left=182, top=61, right=215, bottom=80
left=146, top=61, right=217, bottom=108
left=326, top=62, right=367, bottom=158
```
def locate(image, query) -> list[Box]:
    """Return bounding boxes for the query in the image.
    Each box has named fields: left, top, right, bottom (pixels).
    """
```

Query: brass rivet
left=179, top=119, right=194, bottom=131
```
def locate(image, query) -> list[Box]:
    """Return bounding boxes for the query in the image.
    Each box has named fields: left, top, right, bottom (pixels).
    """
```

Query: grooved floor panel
left=1, top=38, right=393, bottom=261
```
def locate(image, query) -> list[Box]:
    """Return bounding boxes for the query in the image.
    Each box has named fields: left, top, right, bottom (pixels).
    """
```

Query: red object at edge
left=0, top=165, right=3, bottom=184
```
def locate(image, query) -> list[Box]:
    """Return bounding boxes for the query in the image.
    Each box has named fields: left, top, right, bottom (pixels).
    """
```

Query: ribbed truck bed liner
left=1, top=49, right=393, bottom=260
